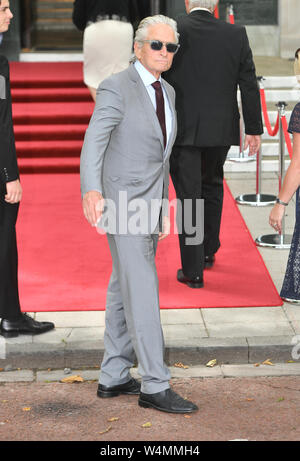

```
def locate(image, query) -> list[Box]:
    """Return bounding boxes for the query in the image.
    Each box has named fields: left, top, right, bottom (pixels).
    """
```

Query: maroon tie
left=152, top=81, right=167, bottom=149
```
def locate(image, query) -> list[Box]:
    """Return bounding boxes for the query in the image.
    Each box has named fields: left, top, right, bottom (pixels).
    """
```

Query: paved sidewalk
left=1, top=172, right=300, bottom=376
left=2, top=375, right=300, bottom=441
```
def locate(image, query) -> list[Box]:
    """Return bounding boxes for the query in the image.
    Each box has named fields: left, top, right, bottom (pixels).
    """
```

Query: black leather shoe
left=204, top=255, right=215, bottom=269
left=177, top=269, right=203, bottom=288
left=139, top=388, right=198, bottom=414
left=97, top=378, right=141, bottom=398
left=0, top=313, right=55, bottom=338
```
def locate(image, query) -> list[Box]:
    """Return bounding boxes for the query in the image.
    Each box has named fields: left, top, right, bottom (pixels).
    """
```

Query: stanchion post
left=234, top=77, right=276, bottom=206
left=255, top=101, right=292, bottom=248
left=226, top=4, right=234, bottom=23
left=235, top=143, right=276, bottom=206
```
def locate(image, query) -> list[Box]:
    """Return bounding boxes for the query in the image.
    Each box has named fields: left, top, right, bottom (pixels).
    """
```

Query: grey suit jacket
left=80, top=63, right=177, bottom=235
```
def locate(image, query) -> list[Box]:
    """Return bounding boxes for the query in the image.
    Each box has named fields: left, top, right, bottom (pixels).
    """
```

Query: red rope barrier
left=260, top=88, right=280, bottom=136
left=229, top=13, right=235, bottom=24
left=214, top=5, right=219, bottom=18
left=281, top=115, right=293, bottom=159
left=227, top=5, right=235, bottom=24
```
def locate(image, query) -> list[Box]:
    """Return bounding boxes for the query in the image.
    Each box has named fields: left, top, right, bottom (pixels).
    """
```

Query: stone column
left=151, top=0, right=161, bottom=15
left=280, top=0, right=300, bottom=59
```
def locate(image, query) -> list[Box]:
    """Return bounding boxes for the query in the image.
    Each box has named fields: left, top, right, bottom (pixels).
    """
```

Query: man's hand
left=158, top=216, right=170, bottom=241
left=82, top=191, right=104, bottom=227
left=243, top=135, right=261, bottom=156
left=5, top=179, right=22, bottom=204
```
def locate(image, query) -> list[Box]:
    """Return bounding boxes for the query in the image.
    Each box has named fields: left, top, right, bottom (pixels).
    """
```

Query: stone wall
left=1, top=0, right=300, bottom=60
left=280, top=0, right=300, bottom=59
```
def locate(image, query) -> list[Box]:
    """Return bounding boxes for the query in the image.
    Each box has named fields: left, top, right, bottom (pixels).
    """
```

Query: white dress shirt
left=134, top=59, right=173, bottom=152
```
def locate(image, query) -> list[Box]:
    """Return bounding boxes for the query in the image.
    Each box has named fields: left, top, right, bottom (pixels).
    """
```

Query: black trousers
left=0, top=184, right=21, bottom=319
left=170, top=145, right=230, bottom=279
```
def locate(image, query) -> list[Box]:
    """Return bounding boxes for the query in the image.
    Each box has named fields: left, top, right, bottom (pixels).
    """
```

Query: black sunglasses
left=142, top=40, right=180, bottom=54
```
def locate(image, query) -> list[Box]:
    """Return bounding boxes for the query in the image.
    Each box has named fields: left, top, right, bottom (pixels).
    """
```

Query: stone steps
left=31, top=0, right=81, bottom=50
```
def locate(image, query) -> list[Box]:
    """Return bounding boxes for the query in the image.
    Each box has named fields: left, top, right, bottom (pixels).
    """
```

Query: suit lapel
left=128, top=64, right=165, bottom=152
left=161, top=78, right=177, bottom=159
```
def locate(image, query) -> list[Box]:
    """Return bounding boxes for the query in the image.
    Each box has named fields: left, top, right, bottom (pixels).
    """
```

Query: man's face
left=0, top=0, right=13, bottom=34
left=134, top=23, right=177, bottom=79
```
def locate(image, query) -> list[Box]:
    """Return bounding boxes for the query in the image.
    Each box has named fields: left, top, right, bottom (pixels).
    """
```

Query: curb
left=1, top=363, right=300, bottom=384
left=0, top=335, right=298, bottom=370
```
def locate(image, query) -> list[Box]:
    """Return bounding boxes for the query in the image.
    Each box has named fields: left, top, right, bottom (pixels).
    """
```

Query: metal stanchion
left=235, top=142, right=276, bottom=206
left=255, top=102, right=293, bottom=248
left=226, top=4, right=235, bottom=24
left=234, top=77, right=276, bottom=205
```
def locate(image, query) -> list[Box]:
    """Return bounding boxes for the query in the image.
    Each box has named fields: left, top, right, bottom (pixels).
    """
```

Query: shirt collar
left=134, top=59, right=162, bottom=87
left=190, top=7, right=212, bottom=14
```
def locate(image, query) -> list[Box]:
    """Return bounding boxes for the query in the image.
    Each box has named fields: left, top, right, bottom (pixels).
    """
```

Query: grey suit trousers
left=99, top=232, right=171, bottom=394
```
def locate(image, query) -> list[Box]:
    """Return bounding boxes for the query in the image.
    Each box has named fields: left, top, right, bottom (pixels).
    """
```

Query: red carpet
left=16, top=174, right=282, bottom=312
left=9, top=62, right=282, bottom=310
left=10, top=62, right=93, bottom=174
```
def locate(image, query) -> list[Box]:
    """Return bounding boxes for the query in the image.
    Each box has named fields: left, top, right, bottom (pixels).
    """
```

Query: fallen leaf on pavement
left=108, top=417, right=119, bottom=422
left=206, top=359, right=217, bottom=367
left=99, top=425, right=112, bottom=435
left=174, top=362, right=189, bottom=369
left=262, top=359, right=274, bottom=366
left=60, top=375, right=84, bottom=383
left=22, top=407, right=31, bottom=412
left=254, top=363, right=260, bottom=367
left=142, top=422, right=152, bottom=428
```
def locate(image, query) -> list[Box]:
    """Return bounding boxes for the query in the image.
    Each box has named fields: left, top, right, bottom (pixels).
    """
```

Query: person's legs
left=99, top=235, right=137, bottom=387
left=170, top=145, right=204, bottom=279
left=0, top=188, right=55, bottom=336
left=0, top=192, right=21, bottom=320
left=201, top=146, right=230, bottom=257
left=102, top=233, right=170, bottom=394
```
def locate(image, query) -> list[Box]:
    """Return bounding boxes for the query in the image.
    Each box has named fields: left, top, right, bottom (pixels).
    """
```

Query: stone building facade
left=0, top=0, right=299, bottom=60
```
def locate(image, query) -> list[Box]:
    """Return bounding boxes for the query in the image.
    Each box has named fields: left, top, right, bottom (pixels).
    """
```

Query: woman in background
left=269, top=48, right=300, bottom=302
left=72, top=0, right=150, bottom=101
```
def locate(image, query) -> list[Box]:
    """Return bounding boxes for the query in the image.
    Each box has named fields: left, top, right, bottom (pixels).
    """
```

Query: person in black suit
left=164, top=0, right=263, bottom=288
left=0, top=0, right=54, bottom=337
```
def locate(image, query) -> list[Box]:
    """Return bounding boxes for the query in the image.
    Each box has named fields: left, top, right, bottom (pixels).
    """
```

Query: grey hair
left=134, top=15, right=179, bottom=47
left=187, top=0, right=218, bottom=11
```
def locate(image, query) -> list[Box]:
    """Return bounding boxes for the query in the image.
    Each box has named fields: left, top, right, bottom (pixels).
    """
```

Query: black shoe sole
left=0, top=327, right=54, bottom=338
left=138, top=399, right=198, bottom=414
left=187, top=281, right=204, bottom=288
left=0, top=330, right=19, bottom=338
left=177, top=278, right=204, bottom=289
left=177, top=270, right=203, bottom=288
left=97, top=390, right=140, bottom=398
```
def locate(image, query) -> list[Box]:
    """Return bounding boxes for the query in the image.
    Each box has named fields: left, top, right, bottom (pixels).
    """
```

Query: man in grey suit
left=80, top=15, right=198, bottom=414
